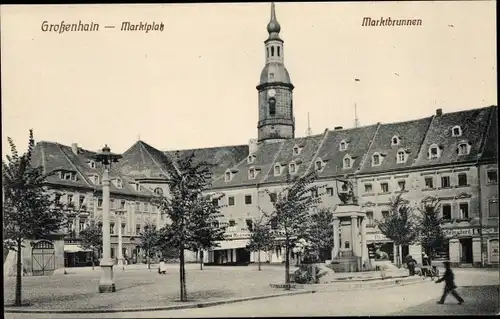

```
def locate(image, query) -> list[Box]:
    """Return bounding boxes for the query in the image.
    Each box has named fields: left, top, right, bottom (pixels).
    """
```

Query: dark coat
left=436, top=268, right=457, bottom=290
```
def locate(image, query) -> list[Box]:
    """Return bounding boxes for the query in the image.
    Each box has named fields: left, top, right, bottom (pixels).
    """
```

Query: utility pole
left=306, top=112, right=312, bottom=136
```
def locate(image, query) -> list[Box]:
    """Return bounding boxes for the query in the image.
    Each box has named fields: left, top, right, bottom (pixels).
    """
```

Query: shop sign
left=477, top=228, right=499, bottom=235
left=366, top=233, right=389, bottom=242
left=224, top=232, right=251, bottom=239
left=443, top=228, right=474, bottom=238
left=490, top=240, right=499, bottom=264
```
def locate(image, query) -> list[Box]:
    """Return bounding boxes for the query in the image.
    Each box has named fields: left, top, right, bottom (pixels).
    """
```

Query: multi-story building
left=27, top=141, right=159, bottom=272
left=19, top=4, right=497, bottom=273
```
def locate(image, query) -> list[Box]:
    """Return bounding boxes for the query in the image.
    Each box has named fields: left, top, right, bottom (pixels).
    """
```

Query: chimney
left=334, top=126, right=343, bottom=130
left=71, top=143, right=79, bottom=155
left=436, top=109, right=443, bottom=116
left=248, top=139, right=258, bottom=154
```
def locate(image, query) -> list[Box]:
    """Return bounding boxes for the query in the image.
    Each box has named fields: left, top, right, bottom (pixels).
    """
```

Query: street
left=5, top=268, right=498, bottom=318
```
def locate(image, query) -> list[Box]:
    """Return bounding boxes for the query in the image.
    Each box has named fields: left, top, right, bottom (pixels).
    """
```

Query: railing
left=339, top=251, right=354, bottom=257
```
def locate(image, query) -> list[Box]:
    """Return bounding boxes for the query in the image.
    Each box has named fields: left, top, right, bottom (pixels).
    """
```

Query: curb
left=4, top=290, right=315, bottom=314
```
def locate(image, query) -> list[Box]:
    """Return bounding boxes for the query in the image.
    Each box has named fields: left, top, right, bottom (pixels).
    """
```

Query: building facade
left=29, top=3, right=498, bottom=270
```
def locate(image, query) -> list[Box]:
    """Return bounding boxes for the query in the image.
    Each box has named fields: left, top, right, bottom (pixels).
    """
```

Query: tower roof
left=267, top=2, right=282, bottom=41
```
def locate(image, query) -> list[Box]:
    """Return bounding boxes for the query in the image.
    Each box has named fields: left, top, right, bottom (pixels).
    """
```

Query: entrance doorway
left=459, top=238, right=473, bottom=264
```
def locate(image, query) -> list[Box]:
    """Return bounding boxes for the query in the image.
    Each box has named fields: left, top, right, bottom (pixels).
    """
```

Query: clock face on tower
left=267, top=89, right=276, bottom=98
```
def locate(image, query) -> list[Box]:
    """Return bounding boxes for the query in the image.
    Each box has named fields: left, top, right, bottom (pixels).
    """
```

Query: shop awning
left=211, top=239, right=249, bottom=251
left=64, top=244, right=92, bottom=253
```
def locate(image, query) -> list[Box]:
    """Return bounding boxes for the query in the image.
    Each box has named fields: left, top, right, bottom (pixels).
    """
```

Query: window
left=246, top=219, right=253, bottom=232
left=154, top=187, right=163, bottom=196
left=121, top=223, right=126, bottom=234
left=380, top=183, right=389, bottom=193
left=326, top=187, right=334, bottom=196
left=212, top=198, right=219, bottom=206
left=382, top=211, right=389, bottom=219
left=398, top=180, right=406, bottom=191
left=293, top=146, right=300, bottom=155
left=271, top=46, right=275, bottom=56
left=274, top=164, right=281, bottom=176
left=457, top=143, right=469, bottom=155
left=364, top=183, right=373, bottom=193
left=315, top=160, right=323, bottom=171
left=228, top=219, right=236, bottom=227
left=89, top=160, right=96, bottom=169
left=120, top=200, right=126, bottom=209
left=339, top=140, right=347, bottom=151
left=269, top=98, right=276, bottom=116
left=225, top=171, right=231, bottom=182
left=343, top=156, right=351, bottom=169
left=424, top=177, right=434, bottom=189
left=79, top=195, right=85, bottom=207
left=110, top=199, right=115, bottom=209
left=311, top=189, right=318, bottom=198
left=247, top=155, right=254, bottom=164
left=277, top=46, right=281, bottom=57
left=452, top=126, right=462, bottom=137
left=110, top=223, right=115, bottom=235
left=441, top=176, right=451, bottom=188
left=442, top=204, right=452, bottom=220
left=269, top=192, right=277, bottom=203
left=79, top=221, right=85, bottom=232
left=135, top=202, right=140, bottom=211
left=64, top=172, right=73, bottom=180
left=391, top=136, right=400, bottom=146
left=270, top=217, right=278, bottom=230
left=136, top=224, right=141, bottom=235
left=245, top=195, right=252, bottom=205
left=372, top=154, right=381, bottom=166
left=429, top=146, right=439, bottom=159
left=111, top=248, right=115, bottom=259
left=366, top=211, right=374, bottom=225
left=67, top=194, right=74, bottom=204
left=228, top=196, right=235, bottom=206
left=289, top=163, right=296, bottom=174
left=115, top=178, right=123, bottom=188
left=144, top=203, right=149, bottom=212
left=459, top=203, right=469, bottom=219
left=458, top=173, right=468, bottom=186
left=487, top=171, right=498, bottom=184
left=54, top=193, right=61, bottom=204
left=97, top=198, right=103, bottom=208
left=397, top=151, right=406, bottom=163
left=212, top=221, right=220, bottom=228
left=266, top=47, right=269, bottom=58
left=248, top=168, right=255, bottom=179
left=135, top=183, right=141, bottom=192
left=488, top=200, right=499, bottom=218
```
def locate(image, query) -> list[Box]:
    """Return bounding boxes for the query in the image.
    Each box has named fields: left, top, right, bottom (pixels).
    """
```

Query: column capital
left=351, top=216, right=358, bottom=220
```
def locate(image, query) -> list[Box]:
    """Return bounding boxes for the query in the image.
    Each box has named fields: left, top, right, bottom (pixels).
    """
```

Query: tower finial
left=267, top=2, right=281, bottom=34
left=307, top=112, right=312, bottom=136
left=354, top=103, right=360, bottom=128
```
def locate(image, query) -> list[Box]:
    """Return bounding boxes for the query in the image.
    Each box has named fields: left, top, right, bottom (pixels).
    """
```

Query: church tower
left=257, top=2, right=295, bottom=143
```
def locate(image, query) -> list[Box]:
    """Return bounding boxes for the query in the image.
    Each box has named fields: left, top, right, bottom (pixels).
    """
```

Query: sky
left=1, top=1, right=497, bottom=157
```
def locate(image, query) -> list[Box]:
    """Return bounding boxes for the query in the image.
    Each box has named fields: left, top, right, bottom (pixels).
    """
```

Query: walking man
left=435, top=261, right=464, bottom=305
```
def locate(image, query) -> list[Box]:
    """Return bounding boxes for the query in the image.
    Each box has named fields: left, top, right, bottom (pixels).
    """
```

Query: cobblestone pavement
left=4, top=267, right=498, bottom=318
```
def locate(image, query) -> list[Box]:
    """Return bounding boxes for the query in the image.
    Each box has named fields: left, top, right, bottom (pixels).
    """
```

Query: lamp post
left=115, top=208, right=126, bottom=270
left=93, top=145, right=122, bottom=293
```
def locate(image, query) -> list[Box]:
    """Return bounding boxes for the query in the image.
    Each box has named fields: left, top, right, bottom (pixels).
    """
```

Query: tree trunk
left=199, top=250, right=203, bottom=270
left=179, top=244, right=187, bottom=301
left=15, top=240, right=22, bottom=306
left=91, top=251, right=95, bottom=270
left=258, top=250, right=261, bottom=271
left=284, top=245, right=290, bottom=290
left=147, top=250, right=151, bottom=270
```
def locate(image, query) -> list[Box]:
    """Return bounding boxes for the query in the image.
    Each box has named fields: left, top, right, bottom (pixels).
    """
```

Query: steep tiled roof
left=32, top=141, right=153, bottom=198
left=358, top=117, right=433, bottom=174
left=116, top=140, right=172, bottom=180
left=413, top=107, right=492, bottom=167
left=479, top=105, right=498, bottom=162
left=165, top=145, right=249, bottom=181
left=315, top=124, right=380, bottom=178
left=211, top=142, right=280, bottom=188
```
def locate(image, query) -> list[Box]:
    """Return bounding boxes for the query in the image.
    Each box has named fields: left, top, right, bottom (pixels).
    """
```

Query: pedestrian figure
left=435, top=261, right=464, bottom=305
left=158, top=258, right=167, bottom=275
left=405, top=255, right=416, bottom=276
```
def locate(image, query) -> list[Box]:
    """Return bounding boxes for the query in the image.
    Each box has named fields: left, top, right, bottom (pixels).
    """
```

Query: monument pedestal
left=98, top=259, right=116, bottom=293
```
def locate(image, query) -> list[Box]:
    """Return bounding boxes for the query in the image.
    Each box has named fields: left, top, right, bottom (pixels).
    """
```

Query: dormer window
left=372, top=153, right=382, bottom=166
left=90, top=175, right=100, bottom=185
left=293, top=146, right=302, bottom=156
left=247, top=154, right=255, bottom=164
left=224, top=170, right=232, bottom=182
left=113, top=178, right=123, bottom=188
left=428, top=144, right=441, bottom=159
left=154, top=187, right=163, bottom=196
left=396, top=149, right=407, bottom=164
left=339, top=140, right=348, bottom=151
left=457, top=142, right=470, bottom=156
left=289, top=162, right=297, bottom=174
left=452, top=125, right=462, bottom=137
left=343, top=155, right=352, bottom=169
left=315, top=159, right=324, bottom=171
left=274, top=163, right=282, bottom=176
left=88, top=160, right=96, bottom=169
left=135, top=183, right=141, bottom=192
left=248, top=168, right=256, bottom=180
left=391, top=135, right=400, bottom=146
